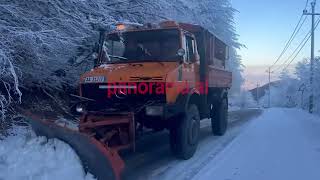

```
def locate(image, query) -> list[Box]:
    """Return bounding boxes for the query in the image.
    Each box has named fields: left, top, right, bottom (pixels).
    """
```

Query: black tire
left=211, top=97, right=228, bottom=136
left=170, top=104, right=200, bottom=160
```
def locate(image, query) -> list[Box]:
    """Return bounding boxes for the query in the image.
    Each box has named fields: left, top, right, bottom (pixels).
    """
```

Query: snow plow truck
left=23, top=21, right=232, bottom=180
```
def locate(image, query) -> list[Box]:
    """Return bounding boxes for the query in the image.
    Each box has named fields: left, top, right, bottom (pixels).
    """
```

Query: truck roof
left=109, top=21, right=226, bottom=45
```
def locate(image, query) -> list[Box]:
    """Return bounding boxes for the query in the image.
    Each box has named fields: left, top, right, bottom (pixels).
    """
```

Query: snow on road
left=1, top=108, right=319, bottom=180
left=127, top=109, right=262, bottom=180
left=0, top=127, right=95, bottom=180
left=193, top=108, right=320, bottom=180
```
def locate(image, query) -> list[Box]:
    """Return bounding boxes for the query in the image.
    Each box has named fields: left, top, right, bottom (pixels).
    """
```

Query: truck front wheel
left=211, top=97, right=228, bottom=136
left=170, top=104, right=200, bottom=160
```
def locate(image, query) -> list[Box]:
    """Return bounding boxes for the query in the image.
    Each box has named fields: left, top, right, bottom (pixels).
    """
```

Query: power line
left=281, top=16, right=320, bottom=71
left=275, top=15, right=320, bottom=72
left=269, top=14, right=306, bottom=69
left=269, top=0, right=310, bottom=69
left=283, top=34, right=310, bottom=70
left=305, top=0, right=310, bottom=10
left=269, top=0, right=310, bottom=70
left=266, top=0, right=312, bottom=109
left=282, top=16, right=308, bottom=62
left=274, top=27, right=312, bottom=71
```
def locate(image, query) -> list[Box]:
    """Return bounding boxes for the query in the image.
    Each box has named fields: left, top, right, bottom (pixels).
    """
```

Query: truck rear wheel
left=211, top=97, right=228, bottom=136
left=170, top=104, right=200, bottom=160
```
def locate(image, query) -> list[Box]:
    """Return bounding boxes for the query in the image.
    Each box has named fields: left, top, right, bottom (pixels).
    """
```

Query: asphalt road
left=122, top=108, right=263, bottom=180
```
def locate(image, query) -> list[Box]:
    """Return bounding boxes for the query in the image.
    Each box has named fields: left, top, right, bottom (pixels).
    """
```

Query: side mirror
left=177, top=48, right=186, bottom=57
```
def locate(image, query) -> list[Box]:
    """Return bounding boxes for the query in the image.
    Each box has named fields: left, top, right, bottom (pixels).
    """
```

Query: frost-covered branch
left=0, top=49, right=22, bottom=121
left=0, top=0, right=244, bottom=122
left=0, top=0, right=243, bottom=94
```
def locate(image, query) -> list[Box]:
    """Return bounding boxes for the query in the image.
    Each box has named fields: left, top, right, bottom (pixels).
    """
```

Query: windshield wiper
left=108, top=55, right=127, bottom=60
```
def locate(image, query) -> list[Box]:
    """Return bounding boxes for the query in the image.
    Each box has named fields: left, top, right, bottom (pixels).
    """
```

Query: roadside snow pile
left=194, top=108, right=320, bottom=180
left=0, top=127, right=95, bottom=180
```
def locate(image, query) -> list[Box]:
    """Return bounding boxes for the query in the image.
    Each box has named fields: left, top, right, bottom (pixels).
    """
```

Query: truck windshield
left=101, top=29, right=181, bottom=63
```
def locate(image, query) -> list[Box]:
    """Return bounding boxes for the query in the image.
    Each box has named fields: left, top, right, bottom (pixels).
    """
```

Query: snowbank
left=194, top=108, right=320, bottom=180
left=0, top=127, right=95, bottom=180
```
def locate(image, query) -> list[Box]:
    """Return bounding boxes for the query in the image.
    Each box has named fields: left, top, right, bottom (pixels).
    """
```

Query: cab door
left=181, top=33, right=200, bottom=88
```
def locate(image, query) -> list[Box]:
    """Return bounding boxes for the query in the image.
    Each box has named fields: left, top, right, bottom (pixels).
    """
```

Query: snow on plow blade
left=22, top=113, right=124, bottom=180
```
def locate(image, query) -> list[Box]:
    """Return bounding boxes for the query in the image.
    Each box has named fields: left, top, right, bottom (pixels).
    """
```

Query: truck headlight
left=146, top=106, right=164, bottom=116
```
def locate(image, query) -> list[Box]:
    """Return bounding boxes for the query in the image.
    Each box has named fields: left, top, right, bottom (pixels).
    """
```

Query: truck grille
left=81, top=83, right=166, bottom=111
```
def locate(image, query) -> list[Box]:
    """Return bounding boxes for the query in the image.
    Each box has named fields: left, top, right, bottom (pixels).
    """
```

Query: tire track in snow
left=123, top=109, right=262, bottom=180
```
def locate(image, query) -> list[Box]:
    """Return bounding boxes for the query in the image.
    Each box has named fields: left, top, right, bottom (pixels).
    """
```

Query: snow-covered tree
left=0, top=49, right=22, bottom=128
left=295, top=57, right=320, bottom=113
left=230, top=91, right=258, bottom=109
left=0, top=0, right=243, bottom=122
left=0, top=0, right=243, bottom=90
left=260, top=70, right=299, bottom=108
left=257, top=55, right=320, bottom=114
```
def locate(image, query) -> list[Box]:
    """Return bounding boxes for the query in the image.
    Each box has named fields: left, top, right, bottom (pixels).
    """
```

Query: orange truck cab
left=75, top=21, right=232, bottom=179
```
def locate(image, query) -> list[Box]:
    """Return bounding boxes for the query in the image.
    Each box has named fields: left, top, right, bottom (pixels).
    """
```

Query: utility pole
left=267, top=67, right=273, bottom=108
left=256, top=83, right=260, bottom=107
left=304, top=0, right=320, bottom=113
left=299, top=84, right=306, bottom=109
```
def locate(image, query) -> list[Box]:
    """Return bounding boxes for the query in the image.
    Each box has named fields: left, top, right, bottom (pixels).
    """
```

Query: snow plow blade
left=22, top=113, right=124, bottom=180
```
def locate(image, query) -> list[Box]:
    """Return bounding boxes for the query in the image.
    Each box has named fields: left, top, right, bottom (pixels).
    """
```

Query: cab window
left=214, top=37, right=227, bottom=61
left=185, top=35, right=196, bottom=63
left=104, top=29, right=181, bottom=63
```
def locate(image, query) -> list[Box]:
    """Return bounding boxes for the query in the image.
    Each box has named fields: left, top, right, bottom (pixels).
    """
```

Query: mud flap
left=23, top=114, right=124, bottom=180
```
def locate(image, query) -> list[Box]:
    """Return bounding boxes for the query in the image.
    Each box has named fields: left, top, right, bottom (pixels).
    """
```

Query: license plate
left=84, top=76, right=106, bottom=83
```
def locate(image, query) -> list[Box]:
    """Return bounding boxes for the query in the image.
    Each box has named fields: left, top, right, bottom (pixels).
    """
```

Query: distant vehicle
left=25, top=21, right=232, bottom=180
